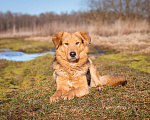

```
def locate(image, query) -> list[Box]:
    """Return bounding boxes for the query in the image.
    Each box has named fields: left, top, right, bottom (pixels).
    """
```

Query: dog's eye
left=64, top=43, right=69, bottom=46
left=76, top=42, right=80, bottom=45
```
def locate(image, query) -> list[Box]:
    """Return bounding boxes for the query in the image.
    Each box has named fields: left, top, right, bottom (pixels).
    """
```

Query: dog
left=50, top=31, right=127, bottom=102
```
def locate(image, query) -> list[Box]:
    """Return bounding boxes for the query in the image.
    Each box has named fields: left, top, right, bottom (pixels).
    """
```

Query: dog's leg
left=88, top=58, right=103, bottom=90
left=61, top=87, right=89, bottom=100
left=61, top=75, right=89, bottom=100
left=50, top=76, right=70, bottom=103
left=50, top=90, right=64, bottom=102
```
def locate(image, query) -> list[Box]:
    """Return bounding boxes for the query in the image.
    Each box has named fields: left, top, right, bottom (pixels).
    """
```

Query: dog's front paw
left=50, top=95, right=60, bottom=103
left=96, top=85, right=103, bottom=91
left=61, top=93, right=74, bottom=100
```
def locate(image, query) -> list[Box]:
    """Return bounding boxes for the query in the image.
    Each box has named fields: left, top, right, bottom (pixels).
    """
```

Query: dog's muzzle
left=69, top=52, right=78, bottom=61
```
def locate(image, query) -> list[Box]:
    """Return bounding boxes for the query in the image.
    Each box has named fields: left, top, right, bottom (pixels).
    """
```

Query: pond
left=0, top=49, right=55, bottom=61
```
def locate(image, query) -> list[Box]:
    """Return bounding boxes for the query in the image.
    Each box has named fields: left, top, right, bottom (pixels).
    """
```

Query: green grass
left=0, top=38, right=54, bottom=53
left=0, top=54, right=54, bottom=103
left=0, top=53, right=149, bottom=119
left=101, top=53, right=150, bottom=74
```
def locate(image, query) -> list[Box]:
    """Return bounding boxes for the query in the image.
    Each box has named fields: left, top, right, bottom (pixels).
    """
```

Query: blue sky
left=0, top=0, right=86, bottom=15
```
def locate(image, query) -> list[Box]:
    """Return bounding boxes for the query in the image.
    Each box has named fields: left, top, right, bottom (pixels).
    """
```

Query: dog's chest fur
left=53, top=59, right=90, bottom=78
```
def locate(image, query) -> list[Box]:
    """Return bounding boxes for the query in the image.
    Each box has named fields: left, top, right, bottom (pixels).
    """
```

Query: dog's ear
left=52, top=31, right=64, bottom=49
left=76, top=31, right=91, bottom=44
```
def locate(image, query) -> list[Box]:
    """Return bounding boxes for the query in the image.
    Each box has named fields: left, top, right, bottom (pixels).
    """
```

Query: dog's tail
left=88, top=58, right=127, bottom=88
left=100, top=75, right=127, bottom=86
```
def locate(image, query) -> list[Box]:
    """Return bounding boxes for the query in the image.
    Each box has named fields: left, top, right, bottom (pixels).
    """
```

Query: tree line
left=0, top=0, right=149, bottom=34
left=83, top=0, right=150, bottom=23
left=0, top=11, right=83, bottom=32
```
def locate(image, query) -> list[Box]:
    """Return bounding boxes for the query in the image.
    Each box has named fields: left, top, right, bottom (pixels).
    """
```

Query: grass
left=91, top=33, right=150, bottom=54
left=0, top=37, right=150, bottom=119
left=0, top=38, right=54, bottom=53
left=0, top=52, right=149, bottom=119
left=0, top=54, right=54, bottom=103
left=101, top=53, right=150, bottom=73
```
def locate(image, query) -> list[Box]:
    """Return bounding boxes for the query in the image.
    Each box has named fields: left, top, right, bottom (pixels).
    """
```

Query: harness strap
left=86, top=68, right=91, bottom=86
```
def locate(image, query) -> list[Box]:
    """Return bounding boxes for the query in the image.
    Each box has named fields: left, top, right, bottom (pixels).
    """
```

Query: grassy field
left=0, top=37, right=150, bottom=119
left=0, top=38, right=54, bottom=53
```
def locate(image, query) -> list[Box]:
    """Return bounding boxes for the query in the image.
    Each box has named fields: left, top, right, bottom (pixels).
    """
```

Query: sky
left=0, top=0, right=86, bottom=15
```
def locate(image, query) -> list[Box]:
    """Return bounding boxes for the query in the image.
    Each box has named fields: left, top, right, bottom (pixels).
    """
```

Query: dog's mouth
left=68, top=52, right=79, bottom=62
left=68, top=57, right=79, bottom=62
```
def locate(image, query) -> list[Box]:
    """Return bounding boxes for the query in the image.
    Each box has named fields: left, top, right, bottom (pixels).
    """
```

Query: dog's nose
left=70, top=52, right=76, bottom=57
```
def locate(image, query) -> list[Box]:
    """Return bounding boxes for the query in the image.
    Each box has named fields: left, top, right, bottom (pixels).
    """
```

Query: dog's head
left=52, top=31, right=91, bottom=62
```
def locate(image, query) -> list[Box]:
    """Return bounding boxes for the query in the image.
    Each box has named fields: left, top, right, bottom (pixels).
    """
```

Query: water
left=0, top=49, right=105, bottom=61
left=0, top=49, right=54, bottom=61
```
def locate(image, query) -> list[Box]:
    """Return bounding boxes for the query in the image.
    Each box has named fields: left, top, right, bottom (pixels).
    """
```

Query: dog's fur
left=50, top=31, right=127, bottom=102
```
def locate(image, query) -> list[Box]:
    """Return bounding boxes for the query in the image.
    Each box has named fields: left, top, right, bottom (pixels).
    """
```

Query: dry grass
left=0, top=19, right=149, bottom=38
left=25, top=36, right=52, bottom=42
left=91, top=19, right=150, bottom=36
left=24, top=32, right=150, bottom=54
left=0, top=19, right=149, bottom=54
left=91, top=33, right=150, bottom=54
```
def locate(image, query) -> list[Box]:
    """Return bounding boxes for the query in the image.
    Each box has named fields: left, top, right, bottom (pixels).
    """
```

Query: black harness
left=86, top=68, right=91, bottom=86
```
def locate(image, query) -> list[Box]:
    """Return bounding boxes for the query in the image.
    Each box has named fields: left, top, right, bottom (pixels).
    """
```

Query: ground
left=0, top=37, right=149, bottom=119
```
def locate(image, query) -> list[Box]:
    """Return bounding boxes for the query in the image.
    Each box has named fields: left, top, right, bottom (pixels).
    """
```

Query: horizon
left=0, top=0, right=86, bottom=15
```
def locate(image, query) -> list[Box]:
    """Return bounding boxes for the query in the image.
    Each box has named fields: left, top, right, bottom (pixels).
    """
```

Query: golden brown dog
left=50, top=31, right=127, bottom=102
